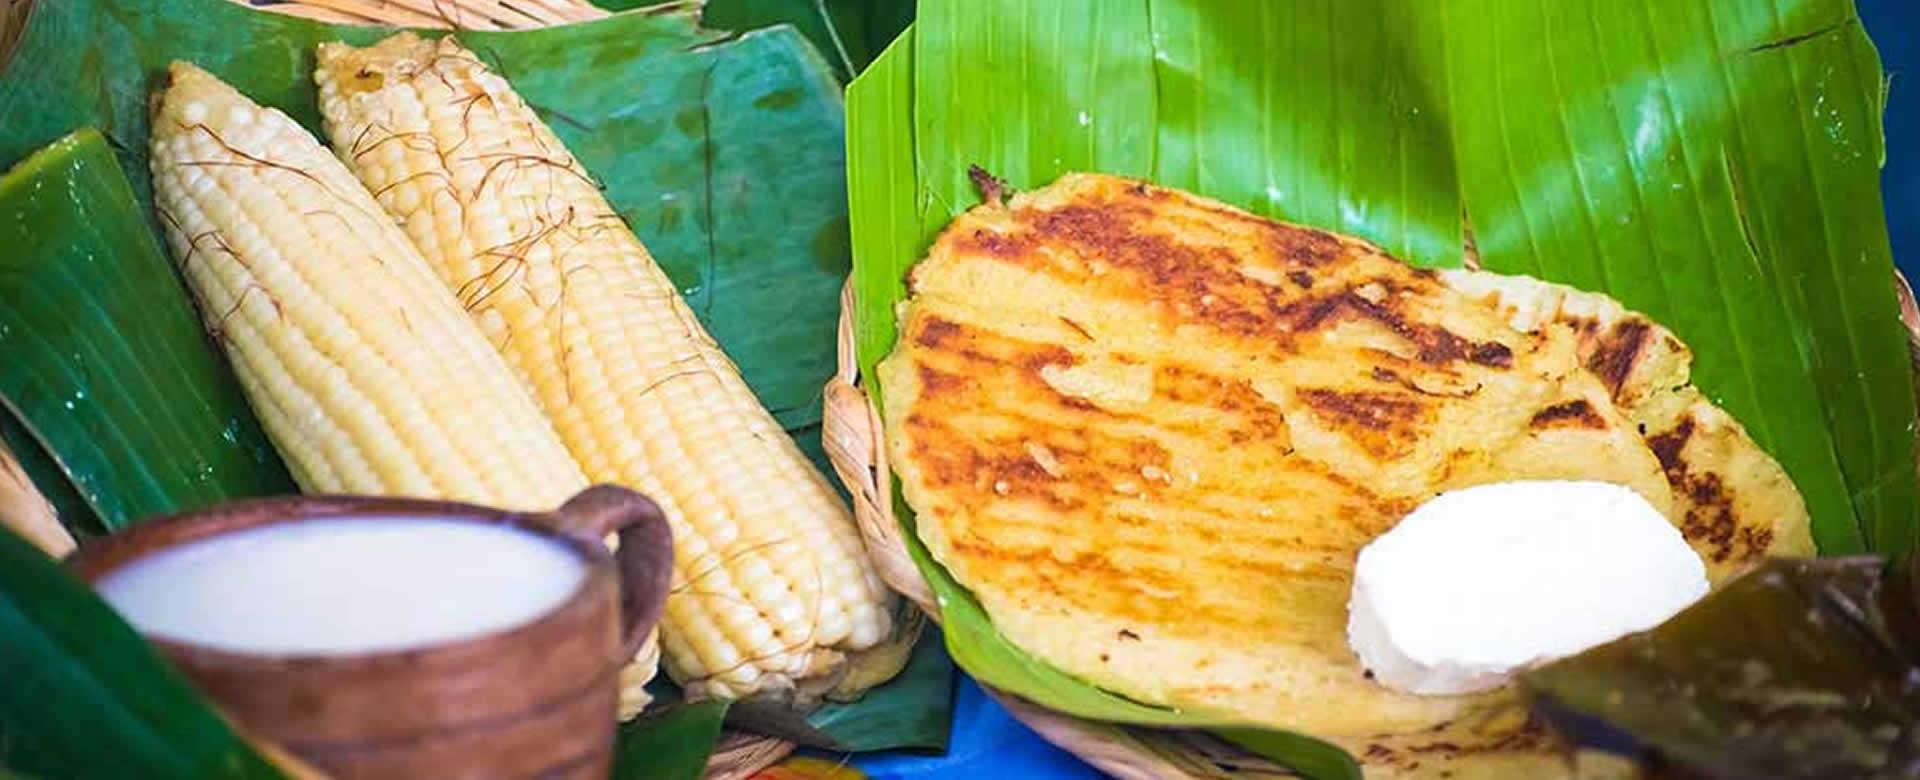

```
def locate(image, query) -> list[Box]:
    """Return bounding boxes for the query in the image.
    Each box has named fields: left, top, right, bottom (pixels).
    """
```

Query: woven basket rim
left=821, top=269, right=1920, bottom=778
left=231, top=0, right=609, bottom=32
left=0, top=0, right=610, bottom=44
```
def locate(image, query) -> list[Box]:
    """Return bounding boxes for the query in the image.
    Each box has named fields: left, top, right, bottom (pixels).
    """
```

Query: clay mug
left=67, top=484, right=673, bottom=779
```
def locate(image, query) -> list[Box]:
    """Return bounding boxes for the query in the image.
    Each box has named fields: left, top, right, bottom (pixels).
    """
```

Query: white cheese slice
left=1347, top=480, right=1709, bottom=696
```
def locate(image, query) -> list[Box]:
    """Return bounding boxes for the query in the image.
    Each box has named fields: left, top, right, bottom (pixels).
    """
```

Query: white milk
left=96, top=517, right=588, bottom=655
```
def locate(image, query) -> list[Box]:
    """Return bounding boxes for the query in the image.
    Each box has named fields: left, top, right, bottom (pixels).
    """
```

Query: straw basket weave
left=819, top=266, right=1920, bottom=779
left=0, top=0, right=796, bottom=777
left=238, top=0, right=608, bottom=31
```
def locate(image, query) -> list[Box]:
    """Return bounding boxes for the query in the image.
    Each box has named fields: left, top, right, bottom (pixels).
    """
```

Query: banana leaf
left=0, top=129, right=294, bottom=533
left=845, top=0, right=1916, bottom=774
left=0, top=0, right=949, bottom=754
left=0, top=523, right=286, bottom=780
left=700, top=0, right=917, bottom=80
left=1435, top=0, right=1914, bottom=556
left=804, top=628, right=953, bottom=752
left=613, top=700, right=733, bottom=780
left=640, top=625, right=953, bottom=754
left=1524, top=556, right=1920, bottom=778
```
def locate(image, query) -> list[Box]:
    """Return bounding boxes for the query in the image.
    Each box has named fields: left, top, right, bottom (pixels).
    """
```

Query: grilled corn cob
left=314, top=34, right=897, bottom=703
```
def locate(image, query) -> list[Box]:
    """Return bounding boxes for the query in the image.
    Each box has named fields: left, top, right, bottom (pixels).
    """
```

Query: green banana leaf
left=1435, top=0, right=1914, bottom=556
left=803, top=627, right=953, bottom=752
left=641, top=625, right=953, bottom=754
left=0, top=0, right=950, bottom=754
left=0, top=129, right=295, bottom=533
left=613, top=700, right=733, bottom=780
left=0, top=523, right=286, bottom=780
left=701, top=0, right=918, bottom=80
left=846, top=0, right=1916, bottom=774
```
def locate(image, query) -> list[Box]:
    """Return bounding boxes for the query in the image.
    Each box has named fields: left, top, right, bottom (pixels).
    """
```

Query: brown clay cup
left=67, top=484, right=674, bottom=780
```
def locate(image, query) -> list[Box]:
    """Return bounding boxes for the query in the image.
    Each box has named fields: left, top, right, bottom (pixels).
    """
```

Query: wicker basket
left=819, top=268, right=1920, bottom=778
left=0, top=0, right=795, bottom=777
left=234, top=0, right=608, bottom=30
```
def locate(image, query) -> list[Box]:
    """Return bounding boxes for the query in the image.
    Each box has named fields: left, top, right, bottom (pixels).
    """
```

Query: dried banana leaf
left=1525, top=557, right=1920, bottom=779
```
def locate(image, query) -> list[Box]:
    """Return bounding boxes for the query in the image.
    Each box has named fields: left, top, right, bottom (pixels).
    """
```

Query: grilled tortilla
left=877, top=173, right=1812, bottom=777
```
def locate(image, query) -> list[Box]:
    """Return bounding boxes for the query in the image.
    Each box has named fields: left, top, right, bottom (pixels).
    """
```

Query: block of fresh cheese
left=1347, top=480, right=1709, bottom=696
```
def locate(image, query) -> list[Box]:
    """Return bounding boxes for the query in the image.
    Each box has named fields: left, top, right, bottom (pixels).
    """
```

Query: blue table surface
left=849, top=3, right=1920, bottom=777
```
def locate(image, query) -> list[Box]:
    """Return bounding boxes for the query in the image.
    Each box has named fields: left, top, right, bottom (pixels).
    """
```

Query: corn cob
left=149, top=61, right=590, bottom=511
left=314, top=34, right=898, bottom=702
left=150, top=62, right=665, bottom=712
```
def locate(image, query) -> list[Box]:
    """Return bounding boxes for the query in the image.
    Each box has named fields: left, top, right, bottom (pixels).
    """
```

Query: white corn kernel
left=316, top=33, right=898, bottom=702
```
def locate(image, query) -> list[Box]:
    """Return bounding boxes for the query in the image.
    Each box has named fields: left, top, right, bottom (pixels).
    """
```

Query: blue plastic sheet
left=850, top=3, right=1918, bottom=775
left=853, top=673, right=1102, bottom=779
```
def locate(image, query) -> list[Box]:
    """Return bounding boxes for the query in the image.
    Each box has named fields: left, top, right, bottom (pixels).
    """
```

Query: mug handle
left=539, top=485, right=674, bottom=658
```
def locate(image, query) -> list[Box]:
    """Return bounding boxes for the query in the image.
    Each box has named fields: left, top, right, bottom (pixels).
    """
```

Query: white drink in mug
left=95, top=517, right=589, bottom=655
left=71, top=487, right=671, bottom=779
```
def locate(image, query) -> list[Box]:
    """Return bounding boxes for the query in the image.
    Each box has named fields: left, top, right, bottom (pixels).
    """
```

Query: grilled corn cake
left=877, top=172, right=1812, bottom=777
left=1443, top=269, right=1815, bottom=583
